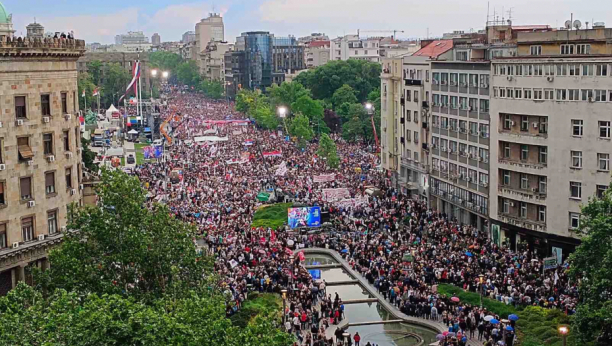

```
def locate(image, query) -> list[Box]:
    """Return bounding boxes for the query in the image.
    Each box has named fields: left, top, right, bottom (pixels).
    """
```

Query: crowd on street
left=133, top=91, right=578, bottom=346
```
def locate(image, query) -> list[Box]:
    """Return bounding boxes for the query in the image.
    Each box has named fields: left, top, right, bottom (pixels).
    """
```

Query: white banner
left=275, top=161, right=288, bottom=176
left=313, top=174, right=336, bottom=183
left=232, top=130, right=242, bottom=136
left=334, top=196, right=369, bottom=209
left=322, top=188, right=351, bottom=201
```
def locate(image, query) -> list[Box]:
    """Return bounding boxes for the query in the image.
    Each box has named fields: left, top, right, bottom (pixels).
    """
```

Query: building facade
left=151, top=33, right=161, bottom=46
left=182, top=31, right=196, bottom=44
left=489, top=26, right=612, bottom=256
left=0, top=35, right=85, bottom=294
left=233, top=31, right=274, bottom=90
left=195, top=13, right=224, bottom=53
left=200, top=41, right=232, bottom=81
left=26, top=22, right=44, bottom=39
left=330, top=35, right=383, bottom=62
left=0, top=2, right=14, bottom=39
left=273, top=36, right=305, bottom=73
left=77, top=52, right=151, bottom=97
left=115, top=31, right=148, bottom=45
left=305, top=41, right=330, bottom=68
left=380, top=58, right=403, bottom=184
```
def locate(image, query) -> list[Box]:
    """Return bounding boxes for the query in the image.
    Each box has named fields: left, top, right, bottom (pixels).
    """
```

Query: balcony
left=405, top=79, right=422, bottom=86
left=498, top=129, right=548, bottom=140
left=498, top=158, right=547, bottom=171
left=422, top=101, right=429, bottom=108
left=497, top=213, right=547, bottom=233
left=498, top=186, right=547, bottom=203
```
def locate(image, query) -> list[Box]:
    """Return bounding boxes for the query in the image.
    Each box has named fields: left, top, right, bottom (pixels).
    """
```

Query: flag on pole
left=118, top=60, right=141, bottom=103
left=81, top=90, right=85, bottom=98
left=92, top=87, right=99, bottom=96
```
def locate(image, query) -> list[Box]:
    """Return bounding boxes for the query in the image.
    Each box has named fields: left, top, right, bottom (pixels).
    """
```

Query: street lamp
left=558, top=326, right=569, bottom=346
left=277, top=106, right=287, bottom=118
left=365, top=102, right=373, bottom=112
left=343, top=332, right=350, bottom=345
left=479, top=274, right=484, bottom=308
left=151, top=69, right=158, bottom=77
left=281, top=289, right=288, bottom=325
left=162, top=71, right=169, bottom=79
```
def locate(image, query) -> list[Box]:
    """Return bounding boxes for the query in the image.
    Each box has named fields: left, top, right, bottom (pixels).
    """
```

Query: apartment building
left=305, top=41, right=330, bottom=68
left=330, top=35, right=382, bottom=62
left=380, top=58, right=403, bottom=184
left=489, top=25, right=612, bottom=257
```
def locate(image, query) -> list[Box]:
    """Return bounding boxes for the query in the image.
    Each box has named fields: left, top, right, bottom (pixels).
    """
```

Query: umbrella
left=341, top=249, right=349, bottom=253
left=549, top=297, right=555, bottom=301
left=506, top=326, right=514, bottom=331
left=484, top=315, right=494, bottom=322
left=442, top=331, right=449, bottom=336
left=490, top=318, right=500, bottom=324
left=451, top=297, right=460, bottom=302
left=436, top=334, right=445, bottom=341
left=447, top=332, right=456, bottom=337
left=258, top=249, right=266, bottom=254
left=465, top=251, right=473, bottom=257
left=508, top=314, right=519, bottom=321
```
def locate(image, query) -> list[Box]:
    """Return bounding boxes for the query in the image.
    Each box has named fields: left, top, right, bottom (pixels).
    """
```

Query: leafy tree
left=77, top=73, right=96, bottom=111
left=289, top=114, right=314, bottom=148
left=267, top=82, right=311, bottom=110
left=200, top=80, right=225, bottom=100
left=177, top=60, right=201, bottom=87
left=569, top=183, right=612, bottom=344
left=342, top=115, right=365, bottom=142
left=254, top=105, right=279, bottom=130
left=236, top=89, right=267, bottom=115
left=337, top=102, right=367, bottom=122
left=37, top=169, right=211, bottom=302
left=331, top=84, right=358, bottom=110
left=81, top=137, right=98, bottom=171
left=291, top=96, right=329, bottom=135
left=149, top=51, right=183, bottom=79
left=323, top=109, right=341, bottom=133
left=87, top=60, right=103, bottom=86
left=317, top=133, right=339, bottom=169
left=102, top=63, right=131, bottom=107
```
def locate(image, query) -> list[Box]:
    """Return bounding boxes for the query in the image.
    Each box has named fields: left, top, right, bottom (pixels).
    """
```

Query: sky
left=2, top=0, right=609, bottom=44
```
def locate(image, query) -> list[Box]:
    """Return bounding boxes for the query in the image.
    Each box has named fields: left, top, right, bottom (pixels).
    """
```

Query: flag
left=262, top=150, right=282, bottom=158
left=244, top=140, right=254, bottom=146
left=118, top=60, right=141, bottom=103
left=92, top=87, right=99, bottom=97
left=275, top=161, right=288, bottom=176
left=81, top=90, right=85, bottom=98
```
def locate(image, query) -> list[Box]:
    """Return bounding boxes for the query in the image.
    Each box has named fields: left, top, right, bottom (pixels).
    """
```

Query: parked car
left=126, top=154, right=135, bottom=164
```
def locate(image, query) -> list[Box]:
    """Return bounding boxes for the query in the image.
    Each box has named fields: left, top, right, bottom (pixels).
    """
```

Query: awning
left=18, top=145, right=34, bottom=159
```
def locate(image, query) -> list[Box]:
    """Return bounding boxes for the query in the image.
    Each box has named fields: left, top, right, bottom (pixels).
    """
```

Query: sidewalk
left=300, top=248, right=485, bottom=346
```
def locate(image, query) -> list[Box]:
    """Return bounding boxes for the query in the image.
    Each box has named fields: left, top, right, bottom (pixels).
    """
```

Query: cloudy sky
left=3, top=0, right=606, bottom=44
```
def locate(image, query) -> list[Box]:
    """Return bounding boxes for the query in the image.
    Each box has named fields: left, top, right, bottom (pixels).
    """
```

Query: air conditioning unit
left=12, top=242, right=19, bottom=249
left=478, top=156, right=483, bottom=161
left=66, top=152, right=73, bottom=159
left=38, top=234, right=45, bottom=241
left=468, top=106, right=473, bottom=111
left=483, top=183, right=488, bottom=188
left=481, top=83, right=489, bottom=88
left=27, top=160, right=34, bottom=166
left=70, top=188, right=77, bottom=196
left=533, top=122, right=539, bottom=129
left=507, top=76, right=513, bottom=81
left=0, top=164, right=4, bottom=171
left=64, top=114, right=72, bottom=120
left=547, top=76, right=554, bottom=82
left=16, top=119, right=24, bottom=126
left=467, top=177, right=472, bottom=182
left=589, top=97, right=595, bottom=103
left=532, top=187, right=538, bottom=193
left=28, top=200, right=36, bottom=208
left=0, top=121, right=3, bottom=128
left=43, top=116, right=50, bottom=123
left=79, top=184, right=84, bottom=191
left=47, top=155, right=55, bottom=163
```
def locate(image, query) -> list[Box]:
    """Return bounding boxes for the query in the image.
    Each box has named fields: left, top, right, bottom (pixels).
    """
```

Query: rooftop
left=0, top=1, right=9, bottom=24
left=413, top=40, right=454, bottom=58
left=308, top=40, right=330, bottom=48
left=0, top=36, right=86, bottom=57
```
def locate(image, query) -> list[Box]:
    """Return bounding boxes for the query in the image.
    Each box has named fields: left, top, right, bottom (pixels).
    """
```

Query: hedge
left=437, top=284, right=519, bottom=319
left=230, top=292, right=284, bottom=328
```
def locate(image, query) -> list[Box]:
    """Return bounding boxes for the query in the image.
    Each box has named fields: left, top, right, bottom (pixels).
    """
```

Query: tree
left=200, top=80, right=224, bottom=100
left=87, top=60, right=103, bottom=86
left=149, top=51, right=183, bottom=77
left=289, top=114, right=314, bottom=148
left=569, top=183, right=612, bottom=345
left=331, top=84, right=358, bottom=110
left=291, top=96, right=329, bottom=135
left=342, top=115, right=365, bottom=142
left=102, top=63, right=131, bottom=108
left=323, top=109, right=341, bottom=133
left=336, top=102, right=367, bottom=123
left=38, top=169, right=212, bottom=302
left=267, top=82, right=311, bottom=110
left=77, top=73, right=96, bottom=111
left=236, top=89, right=267, bottom=115
left=81, top=137, right=98, bottom=171
left=254, top=105, right=279, bottom=130
left=317, top=134, right=339, bottom=169
left=177, top=61, right=201, bottom=87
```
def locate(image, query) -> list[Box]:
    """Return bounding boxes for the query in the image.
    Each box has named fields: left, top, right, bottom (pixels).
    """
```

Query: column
left=17, top=265, right=25, bottom=283
left=41, top=258, right=51, bottom=271
left=477, top=215, right=483, bottom=233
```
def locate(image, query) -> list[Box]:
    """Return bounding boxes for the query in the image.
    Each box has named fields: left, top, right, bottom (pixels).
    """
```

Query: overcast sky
left=3, top=0, right=607, bottom=44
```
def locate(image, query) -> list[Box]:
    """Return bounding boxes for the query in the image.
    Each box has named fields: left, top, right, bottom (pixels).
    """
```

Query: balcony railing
left=497, top=213, right=547, bottom=233
left=498, top=158, right=547, bottom=170
left=498, top=186, right=547, bottom=203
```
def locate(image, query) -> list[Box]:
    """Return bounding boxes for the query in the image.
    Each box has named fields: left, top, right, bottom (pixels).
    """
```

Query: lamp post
left=225, top=81, right=232, bottom=104
left=150, top=69, right=158, bottom=100
left=558, top=326, right=569, bottom=346
left=479, top=274, right=484, bottom=308
left=281, top=289, right=288, bottom=325
left=277, top=106, right=289, bottom=134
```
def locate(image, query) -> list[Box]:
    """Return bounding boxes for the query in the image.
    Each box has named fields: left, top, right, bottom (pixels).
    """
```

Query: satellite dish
left=564, top=20, right=572, bottom=29
left=573, top=20, right=582, bottom=29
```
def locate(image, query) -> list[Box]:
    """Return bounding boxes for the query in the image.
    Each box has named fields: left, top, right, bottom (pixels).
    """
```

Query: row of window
left=432, top=72, right=490, bottom=88
left=499, top=199, right=546, bottom=223
left=529, top=44, right=592, bottom=56
left=0, top=167, right=78, bottom=205
left=432, top=95, right=490, bottom=112
left=432, top=117, right=491, bottom=137
left=432, top=158, right=489, bottom=186
left=432, top=137, right=490, bottom=161
left=0, top=211, right=60, bottom=249
left=572, top=120, right=611, bottom=138
left=0, top=128, right=79, bottom=164
left=431, top=178, right=489, bottom=214
left=494, top=62, right=610, bottom=77
left=501, top=114, right=548, bottom=133
left=403, top=130, right=420, bottom=144
left=570, top=151, right=610, bottom=171
left=495, top=87, right=612, bottom=102
left=14, top=93, right=73, bottom=119
left=500, top=143, right=548, bottom=164
left=500, top=170, right=547, bottom=194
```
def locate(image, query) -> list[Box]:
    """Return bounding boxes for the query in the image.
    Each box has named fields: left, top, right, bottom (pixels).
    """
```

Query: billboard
left=288, top=206, right=321, bottom=229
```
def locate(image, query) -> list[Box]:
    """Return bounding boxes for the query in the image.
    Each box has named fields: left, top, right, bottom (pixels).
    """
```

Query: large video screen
left=288, top=206, right=321, bottom=229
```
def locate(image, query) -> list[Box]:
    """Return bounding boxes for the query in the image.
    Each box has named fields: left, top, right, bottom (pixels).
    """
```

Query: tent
left=128, top=130, right=139, bottom=135
left=106, top=105, right=120, bottom=119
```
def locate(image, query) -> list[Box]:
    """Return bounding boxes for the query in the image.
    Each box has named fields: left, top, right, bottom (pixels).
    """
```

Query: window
left=538, top=206, right=546, bottom=222
left=596, top=90, right=607, bottom=102
left=406, top=110, right=411, bottom=122
left=572, top=119, right=583, bottom=136
left=45, top=172, right=56, bottom=195
left=507, top=88, right=514, bottom=98
left=414, top=91, right=418, bottom=103
left=571, top=151, right=582, bottom=168
left=61, top=92, right=67, bottom=113
left=600, top=121, right=611, bottom=138
left=480, top=99, right=489, bottom=112
left=557, top=89, right=567, bottom=101
left=17, top=137, right=33, bottom=162
left=63, top=130, right=70, bottom=151
left=22, top=217, right=34, bottom=242
left=65, top=167, right=73, bottom=190
left=503, top=143, right=510, bottom=158
left=533, top=89, right=543, bottom=100
left=75, top=128, right=80, bottom=148
left=596, top=64, right=608, bottom=76
left=520, top=202, right=527, bottom=218
left=479, top=173, right=489, bottom=186
left=568, top=89, right=579, bottom=101
left=520, top=145, right=529, bottom=161
left=502, top=199, right=510, bottom=214
left=544, top=89, right=554, bottom=100
left=581, top=89, right=594, bottom=101
left=539, top=176, right=547, bottom=194
left=577, top=44, right=591, bottom=54
left=503, top=114, right=512, bottom=130
left=414, top=131, right=419, bottom=144
left=533, top=65, right=543, bottom=76
left=502, top=170, right=510, bottom=185
left=43, top=133, right=54, bottom=155
left=597, top=185, right=608, bottom=198
left=406, top=131, right=411, bottom=141
left=524, top=89, right=532, bottom=99
left=469, top=74, right=478, bottom=87
left=539, top=146, right=547, bottom=164
left=469, top=121, right=478, bottom=135
left=530, top=45, right=542, bottom=56
left=450, top=96, right=458, bottom=109
left=520, top=173, right=529, bottom=190
left=560, top=44, right=574, bottom=55
left=0, top=223, right=6, bottom=249
left=15, top=96, right=27, bottom=119
left=499, top=88, right=506, bottom=98
left=479, top=124, right=489, bottom=138
left=41, top=94, right=51, bottom=116
left=544, top=65, right=555, bottom=76
left=0, top=138, right=3, bottom=164
left=569, top=213, right=580, bottom=229
left=570, top=181, right=582, bottom=199
left=479, top=74, right=489, bottom=87
left=520, top=116, right=529, bottom=132
left=598, top=153, right=610, bottom=171
left=414, top=111, right=419, bottom=123
left=405, top=90, right=411, bottom=102
left=0, top=181, right=5, bottom=206
left=539, top=117, right=548, bottom=134
left=557, top=64, right=567, bottom=76
left=568, top=64, right=579, bottom=76
left=582, top=64, right=593, bottom=76
left=48, top=210, right=58, bottom=235
left=20, top=177, right=32, bottom=200
left=456, top=51, right=468, bottom=61
left=414, top=152, right=419, bottom=162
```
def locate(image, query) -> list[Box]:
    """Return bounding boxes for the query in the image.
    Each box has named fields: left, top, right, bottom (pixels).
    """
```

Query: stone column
left=17, top=265, right=25, bottom=283
left=41, top=258, right=50, bottom=271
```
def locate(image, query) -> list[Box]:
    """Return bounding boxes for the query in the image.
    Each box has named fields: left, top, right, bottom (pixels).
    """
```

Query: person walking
left=353, top=332, right=361, bottom=346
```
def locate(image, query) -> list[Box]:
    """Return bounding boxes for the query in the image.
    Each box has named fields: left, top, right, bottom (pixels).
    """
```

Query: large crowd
left=133, top=91, right=577, bottom=346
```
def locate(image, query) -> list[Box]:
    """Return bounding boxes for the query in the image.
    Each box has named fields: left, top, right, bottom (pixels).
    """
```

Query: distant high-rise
left=182, top=31, right=196, bottom=44
left=26, top=21, right=44, bottom=39
left=195, top=13, right=224, bottom=51
left=233, top=31, right=274, bottom=90
left=151, top=33, right=161, bottom=46
left=115, top=31, right=148, bottom=45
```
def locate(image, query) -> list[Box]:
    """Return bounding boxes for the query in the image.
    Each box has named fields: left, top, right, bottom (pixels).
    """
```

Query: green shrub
left=437, top=284, right=518, bottom=318
left=251, top=203, right=292, bottom=229
left=230, top=292, right=284, bottom=328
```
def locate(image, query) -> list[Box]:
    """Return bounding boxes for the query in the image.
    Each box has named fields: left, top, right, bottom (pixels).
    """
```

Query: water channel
left=305, top=253, right=438, bottom=346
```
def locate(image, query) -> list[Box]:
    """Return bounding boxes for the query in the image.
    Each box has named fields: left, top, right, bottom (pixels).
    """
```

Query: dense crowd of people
left=133, top=91, right=577, bottom=346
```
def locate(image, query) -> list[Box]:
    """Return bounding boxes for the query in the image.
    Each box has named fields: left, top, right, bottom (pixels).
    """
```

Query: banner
left=244, top=140, right=254, bottom=146
left=313, top=174, right=336, bottom=183
left=232, top=130, right=242, bottom=136
left=241, top=152, right=251, bottom=161
left=209, top=145, right=217, bottom=157
left=143, top=146, right=163, bottom=159
left=263, top=150, right=283, bottom=158
left=203, top=128, right=218, bottom=135
left=201, top=120, right=249, bottom=125
left=226, top=158, right=249, bottom=165
left=275, top=161, right=288, bottom=176
left=322, top=188, right=351, bottom=202
left=543, top=256, right=558, bottom=270
left=335, top=196, right=369, bottom=209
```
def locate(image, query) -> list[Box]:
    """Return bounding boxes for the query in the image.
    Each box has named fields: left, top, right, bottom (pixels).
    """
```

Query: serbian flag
left=262, top=150, right=282, bottom=158
left=118, top=60, right=141, bottom=103
left=244, top=140, right=254, bottom=146
left=92, top=87, right=99, bottom=97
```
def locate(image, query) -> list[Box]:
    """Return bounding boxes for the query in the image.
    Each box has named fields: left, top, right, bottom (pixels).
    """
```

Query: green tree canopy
left=200, top=80, right=225, bottom=100
left=342, top=115, right=365, bottom=142
left=316, top=133, right=339, bottom=169
left=102, top=63, right=131, bottom=107
left=331, top=84, right=358, bottom=110
left=81, top=137, right=98, bottom=171
left=177, top=60, right=201, bottom=87
left=267, top=82, right=311, bottom=110
left=289, top=114, right=314, bottom=148
left=149, top=51, right=183, bottom=75
left=254, top=105, right=279, bottom=130
left=291, top=96, right=329, bottom=135
left=77, top=73, right=96, bottom=111
left=87, top=60, right=103, bottom=86
left=569, top=183, right=612, bottom=344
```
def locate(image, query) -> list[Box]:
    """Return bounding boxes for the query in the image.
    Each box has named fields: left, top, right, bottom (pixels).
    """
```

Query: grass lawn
left=251, top=203, right=292, bottom=229
left=229, top=293, right=283, bottom=328
left=134, top=143, right=148, bottom=165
